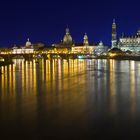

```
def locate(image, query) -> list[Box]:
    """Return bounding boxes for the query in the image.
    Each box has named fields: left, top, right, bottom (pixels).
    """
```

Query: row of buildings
left=11, top=20, right=140, bottom=55
left=12, top=28, right=108, bottom=55
left=52, top=28, right=108, bottom=54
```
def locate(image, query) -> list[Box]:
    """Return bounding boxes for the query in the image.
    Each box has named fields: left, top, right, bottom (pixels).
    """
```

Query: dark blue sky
left=0, top=0, right=140, bottom=47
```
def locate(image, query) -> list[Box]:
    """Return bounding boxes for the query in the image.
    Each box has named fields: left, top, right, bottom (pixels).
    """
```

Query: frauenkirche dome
left=63, top=28, right=72, bottom=44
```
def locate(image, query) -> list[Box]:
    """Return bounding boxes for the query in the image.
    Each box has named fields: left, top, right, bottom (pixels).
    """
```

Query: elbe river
left=0, top=59, right=140, bottom=139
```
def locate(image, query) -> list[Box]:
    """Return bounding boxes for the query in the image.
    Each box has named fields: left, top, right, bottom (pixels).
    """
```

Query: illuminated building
left=72, top=33, right=95, bottom=54
left=83, top=33, right=89, bottom=46
left=118, top=29, right=140, bottom=52
left=12, top=38, right=34, bottom=54
left=52, top=28, right=73, bottom=53
left=111, top=20, right=140, bottom=52
left=63, top=28, right=73, bottom=46
left=52, top=29, right=109, bottom=54
left=52, top=28, right=95, bottom=54
left=94, top=41, right=108, bottom=55
left=112, top=19, right=117, bottom=48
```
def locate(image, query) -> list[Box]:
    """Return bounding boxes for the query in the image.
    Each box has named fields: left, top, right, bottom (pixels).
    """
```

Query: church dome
left=63, top=28, right=72, bottom=44
left=99, top=41, right=103, bottom=46
left=98, top=41, right=104, bottom=49
left=26, top=38, right=32, bottom=47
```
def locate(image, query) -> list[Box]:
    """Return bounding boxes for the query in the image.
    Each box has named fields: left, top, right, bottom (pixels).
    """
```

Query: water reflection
left=1, top=59, right=140, bottom=139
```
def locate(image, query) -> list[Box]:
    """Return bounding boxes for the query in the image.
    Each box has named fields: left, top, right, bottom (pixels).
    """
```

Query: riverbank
left=96, top=55, right=140, bottom=61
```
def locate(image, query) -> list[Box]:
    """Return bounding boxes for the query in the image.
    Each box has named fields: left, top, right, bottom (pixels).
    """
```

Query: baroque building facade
left=12, top=38, right=34, bottom=54
left=53, top=28, right=97, bottom=54
left=94, top=41, right=108, bottom=55
left=52, top=28, right=73, bottom=53
left=118, top=29, right=140, bottom=52
left=111, top=19, right=140, bottom=52
left=71, top=33, right=95, bottom=54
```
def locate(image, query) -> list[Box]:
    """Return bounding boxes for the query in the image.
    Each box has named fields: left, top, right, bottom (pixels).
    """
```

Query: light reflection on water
left=0, top=59, right=140, bottom=139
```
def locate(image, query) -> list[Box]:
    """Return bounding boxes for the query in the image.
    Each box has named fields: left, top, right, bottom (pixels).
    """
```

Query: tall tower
left=112, top=19, right=117, bottom=48
left=83, top=33, right=89, bottom=46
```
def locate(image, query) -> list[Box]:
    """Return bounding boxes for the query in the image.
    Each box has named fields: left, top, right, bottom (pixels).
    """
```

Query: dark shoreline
left=0, top=61, right=13, bottom=67
left=96, top=55, right=140, bottom=61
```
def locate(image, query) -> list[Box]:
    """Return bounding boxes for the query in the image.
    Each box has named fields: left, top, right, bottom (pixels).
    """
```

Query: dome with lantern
left=63, top=28, right=73, bottom=45
left=83, top=33, right=89, bottom=46
left=25, top=38, right=32, bottom=47
left=99, top=41, right=104, bottom=47
left=83, top=33, right=88, bottom=40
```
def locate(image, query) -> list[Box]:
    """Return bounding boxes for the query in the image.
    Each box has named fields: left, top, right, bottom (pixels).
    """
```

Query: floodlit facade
left=94, top=41, right=108, bottom=55
left=52, top=28, right=73, bottom=53
left=12, top=38, right=34, bottom=54
left=63, top=28, right=73, bottom=46
left=12, top=48, right=34, bottom=54
left=112, top=20, right=140, bottom=52
left=118, top=30, right=140, bottom=52
left=71, top=33, right=95, bottom=54
left=53, top=29, right=96, bottom=54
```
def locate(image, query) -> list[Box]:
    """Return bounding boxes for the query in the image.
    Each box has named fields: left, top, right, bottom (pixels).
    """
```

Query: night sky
left=0, top=0, right=140, bottom=47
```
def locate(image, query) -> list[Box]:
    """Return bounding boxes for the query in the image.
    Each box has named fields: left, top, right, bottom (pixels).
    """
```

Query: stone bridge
left=0, top=53, right=39, bottom=61
left=0, top=53, right=94, bottom=61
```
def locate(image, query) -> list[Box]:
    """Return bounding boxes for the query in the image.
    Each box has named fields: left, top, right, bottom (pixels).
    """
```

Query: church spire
left=113, top=18, right=115, bottom=24
left=111, top=19, right=117, bottom=48
left=83, top=33, right=89, bottom=46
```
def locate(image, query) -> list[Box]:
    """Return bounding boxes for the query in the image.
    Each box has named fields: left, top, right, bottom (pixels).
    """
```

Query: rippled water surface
left=0, top=59, right=140, bottom=139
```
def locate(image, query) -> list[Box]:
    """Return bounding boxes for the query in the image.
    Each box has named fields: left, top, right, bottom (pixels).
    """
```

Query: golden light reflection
left=1, top=66, right=5, bottom=96
left=9, top=65, right=11, bottom=92
left=41, top=60, right=44, bottom=82
left=22, top=60, right=25, bottom=94
left=1, top=64, right=16, bottom=100
left=130, top=61, right=136, bottom=94
left=12, top=64, right=16, bottom=96
left=29, top=61, right=33, bottom=94
left=109, top=59, right=117, bottom=114
left=0, top=58, right=140, bottom=121
left=109, top=60, right=116, bottom=96
left=25, top=61, right=29, bottom=94
left=44, top=59, right=87, bottom=114
left=129, top=61, right=136, bottom=118
left=33, top=60, right=37, bottom=94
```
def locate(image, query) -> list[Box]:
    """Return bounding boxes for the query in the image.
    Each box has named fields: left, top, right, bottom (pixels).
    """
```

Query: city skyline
left=0, top=0, right=140, bottom=47
left=1, top=21, right=140, bottom=48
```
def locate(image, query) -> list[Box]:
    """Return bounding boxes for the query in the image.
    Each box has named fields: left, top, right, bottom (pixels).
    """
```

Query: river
left=0, top=59, right=140, bottom=139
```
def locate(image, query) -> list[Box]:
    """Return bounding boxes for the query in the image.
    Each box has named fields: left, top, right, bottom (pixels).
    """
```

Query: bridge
left=0, top=52, right=95, bottom=61
left=0, top=53, right=36, bottom=61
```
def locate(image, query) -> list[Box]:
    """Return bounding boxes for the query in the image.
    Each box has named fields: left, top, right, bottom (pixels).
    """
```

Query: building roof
left=108, top=48, right=123, bottom=53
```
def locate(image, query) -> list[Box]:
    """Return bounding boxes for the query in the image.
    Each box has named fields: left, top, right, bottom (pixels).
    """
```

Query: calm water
left=0, top=59, right=140, bottom=139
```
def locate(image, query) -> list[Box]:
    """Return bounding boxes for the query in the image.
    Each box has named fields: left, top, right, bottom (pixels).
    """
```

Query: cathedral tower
left=112, top=19, right=117, bottom=48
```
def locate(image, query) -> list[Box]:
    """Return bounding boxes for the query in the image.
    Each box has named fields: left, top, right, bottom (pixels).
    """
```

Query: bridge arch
left=11, top=55, right=25, bottom=59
